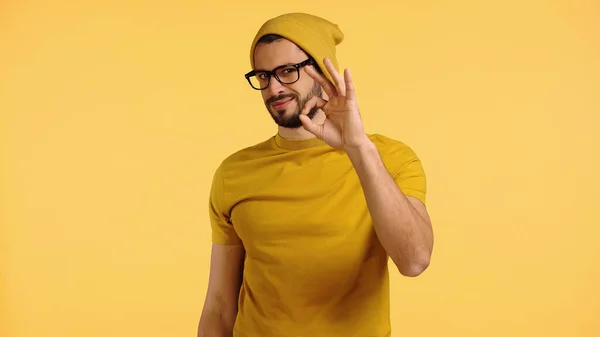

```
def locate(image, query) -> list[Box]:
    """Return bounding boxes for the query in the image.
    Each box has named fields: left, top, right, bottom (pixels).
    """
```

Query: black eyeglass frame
left=244, top=59, right=314, bottom=90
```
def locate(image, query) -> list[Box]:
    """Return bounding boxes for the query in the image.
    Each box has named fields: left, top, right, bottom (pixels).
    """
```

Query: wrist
left=344, top=137, right=378, bottom=163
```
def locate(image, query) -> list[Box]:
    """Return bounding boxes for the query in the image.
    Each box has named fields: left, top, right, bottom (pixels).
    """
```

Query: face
left=252, top=39, right=322, bottom=128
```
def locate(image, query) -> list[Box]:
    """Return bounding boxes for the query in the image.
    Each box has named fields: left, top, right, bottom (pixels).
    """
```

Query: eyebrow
left=253, top=62, right=297, bottom=72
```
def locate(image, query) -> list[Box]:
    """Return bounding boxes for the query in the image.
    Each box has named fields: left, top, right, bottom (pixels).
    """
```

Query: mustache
left=266, top=94, right=297, bottom=105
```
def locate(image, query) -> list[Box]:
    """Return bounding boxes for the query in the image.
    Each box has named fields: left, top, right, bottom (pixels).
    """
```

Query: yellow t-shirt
left=208, top=133, right=427, bottom=337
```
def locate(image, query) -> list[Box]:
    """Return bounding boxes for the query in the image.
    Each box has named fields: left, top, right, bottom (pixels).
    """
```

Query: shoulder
left=212, top=136, right=276, bottom=177
left=367, top=133, right=420, bottom=162
left=367, top=133, right=426, bottom=178
left=208, top=137, right=274, bottom=200
left=368, top=134, right=427, bottom=202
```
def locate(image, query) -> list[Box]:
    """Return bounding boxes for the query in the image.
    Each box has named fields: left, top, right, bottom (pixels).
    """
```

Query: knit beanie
left=249, top=12, right=344, bottom=83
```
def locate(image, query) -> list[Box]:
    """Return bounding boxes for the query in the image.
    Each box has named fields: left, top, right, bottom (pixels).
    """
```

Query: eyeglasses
left=244, top=59, right=313, bottom=90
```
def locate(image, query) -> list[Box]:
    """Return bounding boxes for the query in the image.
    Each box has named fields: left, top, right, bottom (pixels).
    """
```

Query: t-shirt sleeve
left=208, top=164, right=242, bottom=245
left=390, top=144, right=427, bottom=205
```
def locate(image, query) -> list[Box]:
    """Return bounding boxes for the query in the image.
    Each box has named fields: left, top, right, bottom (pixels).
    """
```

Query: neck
left=277, top=109, right=326, bottom=139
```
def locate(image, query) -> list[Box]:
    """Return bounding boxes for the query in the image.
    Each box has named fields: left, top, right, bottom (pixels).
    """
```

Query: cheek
left=289, top=81, right=313, bottom=97
left=260, top=91, right=270, bottom=102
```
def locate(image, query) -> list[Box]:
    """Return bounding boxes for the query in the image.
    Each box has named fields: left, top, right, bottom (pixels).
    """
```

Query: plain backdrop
left=1, top=0, right=599, bottom=336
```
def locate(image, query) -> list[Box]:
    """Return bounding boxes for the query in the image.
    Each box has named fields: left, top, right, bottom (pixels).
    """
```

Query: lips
left=271, top=97, right=293, bottom=110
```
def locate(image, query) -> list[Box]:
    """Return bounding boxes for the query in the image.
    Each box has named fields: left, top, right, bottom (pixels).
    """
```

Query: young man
left=197, top=12, right=434, bottom=337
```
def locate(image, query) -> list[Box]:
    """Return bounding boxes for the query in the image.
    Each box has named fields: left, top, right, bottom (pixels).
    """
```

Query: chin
left=272, top=112, right=303, bottom=129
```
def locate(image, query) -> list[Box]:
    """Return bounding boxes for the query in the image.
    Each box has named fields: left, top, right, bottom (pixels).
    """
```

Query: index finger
left=304, top=65, right=337, bottom=97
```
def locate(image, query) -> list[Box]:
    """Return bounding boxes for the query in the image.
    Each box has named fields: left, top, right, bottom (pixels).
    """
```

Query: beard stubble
left=266, top=82, right=322, bottom=128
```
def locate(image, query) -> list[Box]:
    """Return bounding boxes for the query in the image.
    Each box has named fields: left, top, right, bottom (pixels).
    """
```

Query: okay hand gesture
left=299, top=58, right=371, bottom=151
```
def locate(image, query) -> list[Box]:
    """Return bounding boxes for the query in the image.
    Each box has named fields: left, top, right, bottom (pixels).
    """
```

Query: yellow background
left=1, top=0, right=599, bottom=336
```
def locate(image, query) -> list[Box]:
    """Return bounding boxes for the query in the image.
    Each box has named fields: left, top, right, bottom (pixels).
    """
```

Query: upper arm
left=199, top=164, right=245, bottom=335
left=390, top=143, right=427, bottom=205
left=198, top=243, right=245, bottom=336
left=209, top=164, right=242, bottom=245
left=406, top=196, right=432, bottom=229
left=387, top=140, right=433, bottom=234
left=205, top=167, right=245, bottom=307
left=206, top=163, right=245, bottom=310
left=203, top=243, right=245, bottom=312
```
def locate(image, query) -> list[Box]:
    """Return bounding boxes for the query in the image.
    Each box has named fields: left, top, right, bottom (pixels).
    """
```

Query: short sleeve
left=208, top=164, right=242, bottom=245
left=391, top=145, right=427, bottom=205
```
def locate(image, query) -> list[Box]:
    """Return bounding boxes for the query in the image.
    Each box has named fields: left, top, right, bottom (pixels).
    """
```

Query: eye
left=277, top=66, right=297, bottom=77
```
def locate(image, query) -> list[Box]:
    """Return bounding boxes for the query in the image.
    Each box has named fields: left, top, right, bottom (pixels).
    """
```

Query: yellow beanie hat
left=249, top=12, right=344, bottom=83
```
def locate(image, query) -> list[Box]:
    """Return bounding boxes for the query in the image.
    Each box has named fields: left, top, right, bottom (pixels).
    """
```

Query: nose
left=266, top=76, right=285, bottom=96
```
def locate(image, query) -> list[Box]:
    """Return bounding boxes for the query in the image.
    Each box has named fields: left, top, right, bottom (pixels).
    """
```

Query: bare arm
left=197, top=243, right=245, bottom=337
left=346, top=141, right=434, bottom=277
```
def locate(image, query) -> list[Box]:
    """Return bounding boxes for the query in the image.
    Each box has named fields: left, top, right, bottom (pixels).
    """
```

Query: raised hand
left=298, top=58, right=371, bottom=151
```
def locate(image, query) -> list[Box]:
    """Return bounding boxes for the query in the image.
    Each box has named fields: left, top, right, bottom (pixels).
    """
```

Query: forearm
left=346, top=140, right=433, bottom=276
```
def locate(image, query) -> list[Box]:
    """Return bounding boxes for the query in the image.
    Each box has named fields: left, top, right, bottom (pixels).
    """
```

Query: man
left=197, top=12, right=434, bottom=337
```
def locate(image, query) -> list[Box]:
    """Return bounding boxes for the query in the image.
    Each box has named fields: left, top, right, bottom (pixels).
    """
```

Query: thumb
left=299, top=114, right=324, bottom=139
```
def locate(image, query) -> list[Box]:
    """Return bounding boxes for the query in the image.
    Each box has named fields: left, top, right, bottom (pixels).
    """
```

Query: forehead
left=253, top=38, right=308, bottom=70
